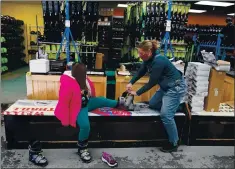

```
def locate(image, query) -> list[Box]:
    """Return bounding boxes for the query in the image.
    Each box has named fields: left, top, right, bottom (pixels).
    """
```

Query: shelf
left=38, top=41, right=97, bottom=47
left=113, top=16, right=124, bottom=19
left=221, top=47, right=235, bottom=50
left=99, top=47, right=109, bottom=50
left=200, top=44, right=217, bottom=48
left=98, top=21, right=111, bottom=26
left=112, top=38, right=123, bottom=40
left=112, top=28, right=124, bottom=31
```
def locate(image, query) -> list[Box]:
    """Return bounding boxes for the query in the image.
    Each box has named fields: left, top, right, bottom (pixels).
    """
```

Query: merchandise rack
left=1, top=15, right=26, bottom=72
left=1, top=36, right=8, bottom=74
left=196, top=33, right=235, bottom=61
left=123, top=1, right=191, bottom=62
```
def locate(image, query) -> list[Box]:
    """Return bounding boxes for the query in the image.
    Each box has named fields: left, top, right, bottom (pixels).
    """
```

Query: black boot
left=28, top=140, right=48, bottom=167
left=160, top=141, right=179, bottom=153
left=77, top=140, right=92, bottom=163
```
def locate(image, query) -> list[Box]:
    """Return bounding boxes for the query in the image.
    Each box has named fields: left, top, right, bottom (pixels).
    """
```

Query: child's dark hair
left=71, top=62, right=87, bottom=90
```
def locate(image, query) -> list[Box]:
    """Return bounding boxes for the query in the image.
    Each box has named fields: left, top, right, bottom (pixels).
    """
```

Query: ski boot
left=117, top=91, right=138, bottom=111
left=77, top=140, right=92, bottom=163
left=28, top=140, right=48, bottom=167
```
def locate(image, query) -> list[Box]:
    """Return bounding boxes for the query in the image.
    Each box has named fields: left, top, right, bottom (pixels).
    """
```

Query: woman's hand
left=126, top=83, right=133, bottom=92
left=128, top=90, right=137, bottom=96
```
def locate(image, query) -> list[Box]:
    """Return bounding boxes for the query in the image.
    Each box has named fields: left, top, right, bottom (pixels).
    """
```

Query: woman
left=54, top=63, right=126, bottom=164
left=127, top=40, right=187, bottom=153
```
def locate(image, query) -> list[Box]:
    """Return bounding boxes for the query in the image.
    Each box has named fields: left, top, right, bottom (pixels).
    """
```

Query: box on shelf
left=204, top=88, right=224, bottom=112
left=208, top=68, right=226, bottom=90
left=29, top=59, right=50, bottom=73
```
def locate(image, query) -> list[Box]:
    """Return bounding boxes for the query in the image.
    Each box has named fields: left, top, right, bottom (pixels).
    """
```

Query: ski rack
left=157, top=0, right=175, bottom=62
left=195, top=33, right=235, bottom=60
left=56, top=0, right=81, bottom=63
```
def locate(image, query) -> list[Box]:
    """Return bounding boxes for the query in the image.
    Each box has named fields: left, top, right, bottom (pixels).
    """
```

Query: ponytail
left=150, top=40, right=158, bottom=53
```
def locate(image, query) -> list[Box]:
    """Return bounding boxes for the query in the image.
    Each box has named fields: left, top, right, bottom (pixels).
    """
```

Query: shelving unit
left=1, top=37, right=8, bottom=74
left=1, top=15, right=26, bottom=72
left=122, top=1, right=191, bottom=62
left=109, top=15, right=125, bottom=69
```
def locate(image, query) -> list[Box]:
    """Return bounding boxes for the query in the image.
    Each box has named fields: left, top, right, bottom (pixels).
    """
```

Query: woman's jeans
left=77, top=97, right=117, bottom=141
left=149, top=78, right=186, bottom=146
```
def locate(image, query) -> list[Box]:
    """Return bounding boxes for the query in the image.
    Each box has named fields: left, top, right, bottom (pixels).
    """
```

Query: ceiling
left=188, top=1, right=234, bottom=15
left=99, top=1, right=235, bottom=16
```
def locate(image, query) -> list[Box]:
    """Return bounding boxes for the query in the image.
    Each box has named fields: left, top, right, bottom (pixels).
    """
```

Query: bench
left=2, top=100, right=189, bottom=149
left=190, top=111, right=235, bottom=146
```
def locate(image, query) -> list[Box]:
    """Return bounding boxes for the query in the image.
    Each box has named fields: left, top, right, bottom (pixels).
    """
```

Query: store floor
left=1, top=66, right=29, bottom=104
left=1, top=124, right=234, bottom=169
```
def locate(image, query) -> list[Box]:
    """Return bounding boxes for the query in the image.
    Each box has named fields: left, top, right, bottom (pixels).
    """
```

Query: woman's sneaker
left=77, top=141, right=92, bottom=163
left=102, top=152, right=118, bottom=167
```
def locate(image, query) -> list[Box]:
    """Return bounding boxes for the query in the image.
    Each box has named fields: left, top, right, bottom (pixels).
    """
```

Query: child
left=54, top=63, right=126, bottom=163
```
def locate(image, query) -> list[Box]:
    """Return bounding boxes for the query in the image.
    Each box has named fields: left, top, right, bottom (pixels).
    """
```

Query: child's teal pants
left=76, top=97, right=117, bottom=141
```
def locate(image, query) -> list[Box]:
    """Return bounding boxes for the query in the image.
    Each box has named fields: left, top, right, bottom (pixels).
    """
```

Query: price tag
left=214, top=88, right=219, bottom=96
left=166, top=26, right=171, bottom=32
left=65, top=20, right=70, bottom=27
left=166, top=20, right=171, bottom=27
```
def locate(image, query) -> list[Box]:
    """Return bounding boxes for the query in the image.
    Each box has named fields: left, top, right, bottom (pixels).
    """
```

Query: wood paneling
left=222, top=75, right=234, bottom=103
left=26, top=74, right=107, bottom=100
left=115, top=74, right=159, bottom=103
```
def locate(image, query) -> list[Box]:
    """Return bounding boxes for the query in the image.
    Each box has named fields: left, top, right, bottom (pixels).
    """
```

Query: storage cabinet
left=115, top=74, right=159, bottom=103
left=26, top=74, right=107, bottom=100
left=222, top=75, right=234, bottom=103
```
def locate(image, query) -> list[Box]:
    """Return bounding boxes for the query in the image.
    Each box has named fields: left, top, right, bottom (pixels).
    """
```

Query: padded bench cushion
left=2, top=100, right=185, bottom=117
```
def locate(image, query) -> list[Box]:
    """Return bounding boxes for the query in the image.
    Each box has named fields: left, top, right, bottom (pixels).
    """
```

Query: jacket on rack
left=54, top=71, right=96, bottom=128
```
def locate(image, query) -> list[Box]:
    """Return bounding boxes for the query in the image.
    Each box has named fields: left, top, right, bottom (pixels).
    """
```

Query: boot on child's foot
left=117, top=92, right=135, bottom=111
left=77, top=140, right=92, bottom=163
left=28, top=140, right=48, bottom=167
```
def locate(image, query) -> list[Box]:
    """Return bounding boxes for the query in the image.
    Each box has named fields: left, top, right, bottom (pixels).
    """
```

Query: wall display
left=41, top=1, right=99, bottom=43
left=122, top=2, right=190, bottom=62
left=187, top=20, right=235, bottom=63
left=1, top=15, right=26, bottom=72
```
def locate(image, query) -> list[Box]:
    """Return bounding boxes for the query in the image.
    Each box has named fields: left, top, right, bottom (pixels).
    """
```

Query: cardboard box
left=208, top=68, right=226, bottom=90
left=204, top=88, right=224, bottom=112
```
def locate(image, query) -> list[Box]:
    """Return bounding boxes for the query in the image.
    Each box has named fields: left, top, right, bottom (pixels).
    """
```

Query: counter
left=115, top=73, right=159, bottom=103
left=222, top=74, right=234, bottom=103
left=26, top=73, right=107, bottom=100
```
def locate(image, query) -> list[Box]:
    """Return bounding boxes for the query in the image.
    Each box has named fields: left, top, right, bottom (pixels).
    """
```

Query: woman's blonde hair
left=137, top=40, right=158, bottom=53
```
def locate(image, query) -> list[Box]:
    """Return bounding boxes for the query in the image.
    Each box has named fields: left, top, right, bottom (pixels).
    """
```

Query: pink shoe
left=101, top=152, right=118, bottom=167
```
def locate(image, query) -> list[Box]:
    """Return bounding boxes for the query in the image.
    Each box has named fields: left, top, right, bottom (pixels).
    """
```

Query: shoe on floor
left=77, top=141, right=92, bottom=163
left=102, top=152, right=118, bottom=168
left=160, top=142, right=178, bottom=153
left=28, top=140, right=48, bottom=167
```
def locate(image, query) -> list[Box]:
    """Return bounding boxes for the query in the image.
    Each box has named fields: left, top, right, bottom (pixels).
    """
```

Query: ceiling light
left=117, top=4, right=128, bottom=8
left=227, top=13, right=235, bottom=16
left=189, top=9, right=207, bottom=13
left=195, top=1, right=234, bottom=7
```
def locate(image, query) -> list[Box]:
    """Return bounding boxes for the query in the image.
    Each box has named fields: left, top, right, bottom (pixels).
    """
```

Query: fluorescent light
left=227, top=13, right=235, bottom=16
left=117, top=4, right=128, bottom=8
left=189, top=9, right=207, bottom=13
left=195, top=1, right=234, bottom=7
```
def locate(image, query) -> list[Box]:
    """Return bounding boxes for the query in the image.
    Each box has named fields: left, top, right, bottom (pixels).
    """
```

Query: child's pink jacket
left=54, top=72, right=96, bottom=128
